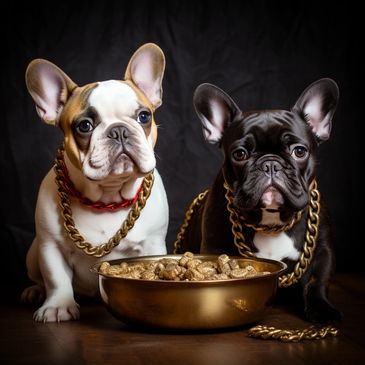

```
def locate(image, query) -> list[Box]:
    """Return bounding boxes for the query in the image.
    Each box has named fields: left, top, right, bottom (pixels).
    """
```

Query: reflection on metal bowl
left=90, top=255, right=286, bottom=330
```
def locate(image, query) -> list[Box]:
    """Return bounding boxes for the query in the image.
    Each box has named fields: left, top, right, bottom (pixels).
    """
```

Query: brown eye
left=291, top=145, right=308, bottom=160
left=76, top=118, right=94, bottom=134
left=232, top=148, right=247, bottom=162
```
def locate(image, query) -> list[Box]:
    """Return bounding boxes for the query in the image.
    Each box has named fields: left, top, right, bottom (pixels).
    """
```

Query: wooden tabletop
left=1, top=273, right=364, bottom=365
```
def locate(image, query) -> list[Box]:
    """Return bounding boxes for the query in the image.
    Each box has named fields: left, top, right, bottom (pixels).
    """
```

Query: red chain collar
left=59, top=156, right=143, bottom=212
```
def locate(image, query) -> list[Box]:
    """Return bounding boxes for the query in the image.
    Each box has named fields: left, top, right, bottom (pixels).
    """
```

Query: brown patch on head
left=59, top=82, right=98, bottom=167
left=123, top=80, right=158, bottom=146
left=72, top=106, right=101, bottom=153
left=151, top=122, right=158, bottom=147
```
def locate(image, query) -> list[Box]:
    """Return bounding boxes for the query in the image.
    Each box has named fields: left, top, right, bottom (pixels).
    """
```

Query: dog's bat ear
left=25, top=59, right=77, bottom=126
left=124, top=43, right=165, bottom=109
left=193, top=83, right=241, bottom=144
left=292, top=78, right=339, bottom=141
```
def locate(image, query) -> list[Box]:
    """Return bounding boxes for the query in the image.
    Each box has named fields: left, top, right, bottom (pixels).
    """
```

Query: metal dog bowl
left=91, top=255, right=286, bottom=330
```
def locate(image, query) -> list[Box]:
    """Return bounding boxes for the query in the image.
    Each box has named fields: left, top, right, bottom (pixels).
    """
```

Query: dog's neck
left=64, top=154, right=144, bottom=204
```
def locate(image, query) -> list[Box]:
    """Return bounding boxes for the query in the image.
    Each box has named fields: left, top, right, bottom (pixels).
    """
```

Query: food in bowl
left=99, top=252, right=270, bottom=281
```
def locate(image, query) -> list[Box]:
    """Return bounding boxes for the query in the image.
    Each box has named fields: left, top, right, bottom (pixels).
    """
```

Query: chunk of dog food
left=99, top=252, right=270, bottom=281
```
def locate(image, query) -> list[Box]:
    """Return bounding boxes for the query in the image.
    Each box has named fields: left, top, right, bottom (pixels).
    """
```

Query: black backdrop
left=1, top=1, right=362, bottom=300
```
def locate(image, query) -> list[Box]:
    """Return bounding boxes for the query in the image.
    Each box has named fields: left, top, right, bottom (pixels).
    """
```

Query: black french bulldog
left=179, top=79, right=341, bottom=323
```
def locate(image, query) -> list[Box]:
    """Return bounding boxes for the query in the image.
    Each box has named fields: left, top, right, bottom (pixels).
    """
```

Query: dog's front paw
left=33, top=300, right=80, bottom=323
left=21, top=285, right=45, bottom=304
left=305, top=299, right=342, bottom=323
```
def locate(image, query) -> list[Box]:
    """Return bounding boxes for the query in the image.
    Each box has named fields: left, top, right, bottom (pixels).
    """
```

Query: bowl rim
left=90, top=254, right=287, bottom=284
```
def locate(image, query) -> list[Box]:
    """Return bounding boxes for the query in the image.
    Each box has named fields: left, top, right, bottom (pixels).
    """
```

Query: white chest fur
left=253, top=231, right=300, bottom=261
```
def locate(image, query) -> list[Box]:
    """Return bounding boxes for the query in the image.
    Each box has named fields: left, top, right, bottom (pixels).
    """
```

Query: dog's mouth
left=83, top=150, right=137, bottom=182
left=260, top=186, right=284, bottom=209
left=265, top=208, right=280, bottom=213
left=111, top=151, right=137, bottom=173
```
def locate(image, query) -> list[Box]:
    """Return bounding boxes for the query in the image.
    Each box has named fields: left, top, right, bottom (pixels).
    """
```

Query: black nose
left=261, top=160, right=282, bottom=177
left=107, top=126, right=128, bottom=144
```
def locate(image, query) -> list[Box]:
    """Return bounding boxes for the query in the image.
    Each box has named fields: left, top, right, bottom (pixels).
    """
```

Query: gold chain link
left=248, top=324, right=338, bottom=342
left=223, top=183, right=256, bottom=259
left=173, top=190, right=208, bottom=254
left=55, top=146, right=154, bottom=258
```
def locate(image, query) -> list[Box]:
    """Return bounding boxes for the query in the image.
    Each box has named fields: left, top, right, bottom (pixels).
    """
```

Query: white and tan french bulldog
left=21, top=43, right=169, bottom=322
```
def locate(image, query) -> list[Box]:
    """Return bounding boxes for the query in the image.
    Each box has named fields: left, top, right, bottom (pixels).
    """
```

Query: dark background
left=1, top=1, right=362, bottom=300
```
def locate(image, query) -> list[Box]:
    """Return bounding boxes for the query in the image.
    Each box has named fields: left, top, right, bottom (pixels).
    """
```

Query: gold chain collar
left=54, top=146, right=154, bottom=258
left=224, top=179, right=320, bottom=287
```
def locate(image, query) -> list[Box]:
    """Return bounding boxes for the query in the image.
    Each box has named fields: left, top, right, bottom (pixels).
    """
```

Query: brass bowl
left=91, top=255, right=286, bottom=330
